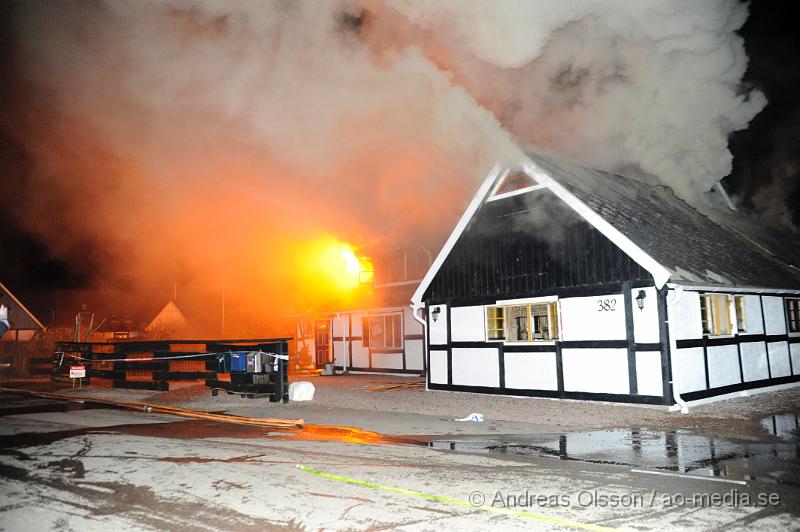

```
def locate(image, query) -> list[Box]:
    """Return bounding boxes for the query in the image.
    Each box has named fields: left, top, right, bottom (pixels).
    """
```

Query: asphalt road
left=0, top=392, right=798, bottom=531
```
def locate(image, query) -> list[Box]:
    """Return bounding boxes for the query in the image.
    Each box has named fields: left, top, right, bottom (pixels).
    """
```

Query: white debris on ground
left=288, top=381, right=315, bottom=401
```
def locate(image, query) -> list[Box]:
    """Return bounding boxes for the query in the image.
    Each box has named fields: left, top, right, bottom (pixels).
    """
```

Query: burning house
left=294, top=247, right=429, bottom=375
left=411, top=151, right=800, bottom=409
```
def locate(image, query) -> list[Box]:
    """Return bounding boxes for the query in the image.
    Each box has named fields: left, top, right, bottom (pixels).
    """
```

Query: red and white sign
left=69, top=365, right=86, bottom=379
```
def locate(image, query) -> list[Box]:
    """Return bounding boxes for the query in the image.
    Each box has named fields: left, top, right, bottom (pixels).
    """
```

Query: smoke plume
left=0, top=0, right=766, bottom=333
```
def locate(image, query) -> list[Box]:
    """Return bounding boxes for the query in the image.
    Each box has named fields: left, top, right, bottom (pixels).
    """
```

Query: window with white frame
left=485, top=301, right=559, bottom=342
left=362, top=313, right=402, bottom=349
left=786, top=298, right=800, bottom=333
left=700, top=294, right=733, bottom=336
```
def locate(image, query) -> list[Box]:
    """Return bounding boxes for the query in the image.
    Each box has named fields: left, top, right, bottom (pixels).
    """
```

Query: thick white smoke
left=379, top=0, right=766, bottom=203
left=2, top=0, right=765, bottom=329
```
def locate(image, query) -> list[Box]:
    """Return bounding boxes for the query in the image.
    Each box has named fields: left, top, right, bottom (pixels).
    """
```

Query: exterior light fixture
left=636, top=290, right=647, bottom=311
left=431, top=306, right=441, bottom=322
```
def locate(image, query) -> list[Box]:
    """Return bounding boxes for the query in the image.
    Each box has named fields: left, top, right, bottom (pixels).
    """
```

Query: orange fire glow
left=293, top=236, right=373, bottom=296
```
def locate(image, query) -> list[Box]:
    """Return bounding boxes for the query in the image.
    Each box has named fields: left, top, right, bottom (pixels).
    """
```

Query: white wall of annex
left=560, top=294, right=626, bottom=341
left=405, top=339, right=424, bottom=371
left=632, top=287, right=660, bottom=344
left=450, top=306, right=486, bottom=342
left=792, top=343, right=800, bottom=376
left=429, top=304, right=448, bottom=345
left=351, top=343, right=369, bottom=368
left=672, top=347, right=706, bottom=393
left=706, top=344, right=741, bottom=388
left=635, top=351, right=662, bottom=396
left=331, top=315, right=346, bottom=337
left=504, top=352, right=558, bottom=390
left=562, top=348, right=628, bottom=394
left=371, top=352, right=404, bottom=370
left=429, top=350, right=448, bottom=384
left=351, top=312, right=365, bottom=336
left=740, top=342, right=769, bottom=382
left=763, top=297, right=787, bottom=335
left=333, top=339, right=346, bottom=367
left=403, top=307, right=422, bottom=335
left=451, top=347, right=499, bottom=387
left=767, top=341, right=791, bottom=377
left=668, top=291, right=703, bottom=340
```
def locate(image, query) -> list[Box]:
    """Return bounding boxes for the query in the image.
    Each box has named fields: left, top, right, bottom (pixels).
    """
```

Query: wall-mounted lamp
left=635, top=290, right=647, bottom=311
left=431, top=306, right=441, bottom=322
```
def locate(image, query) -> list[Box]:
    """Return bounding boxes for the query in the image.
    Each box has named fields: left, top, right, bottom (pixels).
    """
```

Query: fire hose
left=0, top=386, right=303, bottom=429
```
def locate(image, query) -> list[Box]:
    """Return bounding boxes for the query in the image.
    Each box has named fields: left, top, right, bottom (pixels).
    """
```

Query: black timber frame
left=424, top=280, right=670, bottom=405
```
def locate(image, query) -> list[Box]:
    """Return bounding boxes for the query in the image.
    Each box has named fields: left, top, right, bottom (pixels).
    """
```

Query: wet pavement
left=1, top=391, right=799, bottom=530
left=427, top=426, right=800, bottom=486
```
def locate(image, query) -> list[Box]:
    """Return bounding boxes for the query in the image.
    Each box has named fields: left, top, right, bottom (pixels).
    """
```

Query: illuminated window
left=486, top=301, right=559, bottom=342
left=362, top=314, right=402, bottom=349
left=734, top=296, right=746, bottom=332
left=486, top=306, right=505, bottom=340
left=787, top=298, right=800, bottom=333
left=700, top=294, right=732, bottom=336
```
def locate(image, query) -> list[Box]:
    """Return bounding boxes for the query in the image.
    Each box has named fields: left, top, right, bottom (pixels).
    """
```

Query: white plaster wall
left=767, top=341, right=791, bottom=378
left=635, top=351, right=662, bottom=396
left=403, top=307, right=422, bottom=335
left=332, top=316, right=346, bottom=337
left=706, top=344, right=741, bottom=389
left=429, top=304, right=448, bottom=345
left=562, top=349, right=629, bottom=394
left=560, top=294, right=626, bottom=341
left=371, top=352, right=404, bottom=370
left=504, top=352, right=558, bottom=390
left=429, top=350, right=448, bottom=384
left=792, top=343, right=800, bottom=376
left=740, top=342, right=769, bottom=382
left=450, top=306, right=486, bottom=342
left=668, top=291, right=703, bottom=340
left=740, top=295, right=764, bottom=335
left=763, top=296, right=787, bottom=335
left=351, top=312, right=365, bottom=336
left=632, top=287, right=660, bottom=344
left=351, top=344, right=369, bottom=369
left=333, top=340, right=346, bottom=367
left=672, top=347, right=706, bottom=393
left=451, top=347, right=499, bottom=387
left=405, top=339, right=425, bottom=371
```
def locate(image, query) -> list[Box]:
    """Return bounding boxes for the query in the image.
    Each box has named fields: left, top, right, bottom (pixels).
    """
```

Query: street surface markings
left=298, top=464, right=619, bottom=531
left=630, top=469, right=748, bottom=486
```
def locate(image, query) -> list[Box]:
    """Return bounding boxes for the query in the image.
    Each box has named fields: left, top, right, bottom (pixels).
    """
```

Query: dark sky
left=726, top=0, right=800, bottom=224
left=1, top=0, right=798, bottom=313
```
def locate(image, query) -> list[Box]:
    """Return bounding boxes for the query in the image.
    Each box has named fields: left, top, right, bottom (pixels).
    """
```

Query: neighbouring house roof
left=145, top=300, right=190, bottom=333
left=412, top=150, right=800, bottom=306
left=0, top=281, right=45, bottom=331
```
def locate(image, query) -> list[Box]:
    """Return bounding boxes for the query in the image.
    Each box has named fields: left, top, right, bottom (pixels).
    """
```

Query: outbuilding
left=410, top=151, right=800, bottom=409
left=295, top=281, right=425, bottom=375
left=0, top=281, right=45, bottom=342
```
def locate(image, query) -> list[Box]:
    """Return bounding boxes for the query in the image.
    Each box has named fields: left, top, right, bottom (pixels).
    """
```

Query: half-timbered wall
left=668, top=290, right=800, bottom=401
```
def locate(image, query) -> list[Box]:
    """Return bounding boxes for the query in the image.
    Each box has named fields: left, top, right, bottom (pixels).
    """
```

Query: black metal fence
left=53, top=338, right=290, bottom=401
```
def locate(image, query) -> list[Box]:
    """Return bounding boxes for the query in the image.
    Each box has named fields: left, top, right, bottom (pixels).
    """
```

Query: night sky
left=1, top=0, right=798, bottom=317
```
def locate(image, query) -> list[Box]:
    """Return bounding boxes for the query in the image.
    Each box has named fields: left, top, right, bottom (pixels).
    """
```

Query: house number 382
left=597, top=299, right=616, bottom=311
